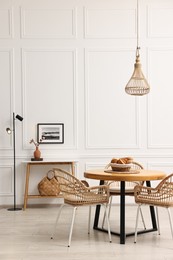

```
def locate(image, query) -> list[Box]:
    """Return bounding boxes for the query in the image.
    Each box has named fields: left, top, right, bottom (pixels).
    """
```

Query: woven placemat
left=104, top=169, right=140, bottom=174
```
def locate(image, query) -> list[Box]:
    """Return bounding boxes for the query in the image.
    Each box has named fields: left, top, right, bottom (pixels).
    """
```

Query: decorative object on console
left=37, top=123, right=64, bottom=144
left=6, top=112, right=23, bottom=211
left=29, top=139, right=43, bottom=161
left=125, top=0, right=150, bottom=96
left=38, top=170, right=60, bottom=196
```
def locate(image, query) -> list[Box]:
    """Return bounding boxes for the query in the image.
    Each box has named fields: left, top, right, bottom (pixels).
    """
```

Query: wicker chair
left=102, top=162, right=146, bottom=229
left=134, top=173, right=173, bottom=243
left=51, top=168, right=112, bottom=247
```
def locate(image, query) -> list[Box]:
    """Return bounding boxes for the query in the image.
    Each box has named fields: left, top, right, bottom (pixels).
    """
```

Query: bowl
left=110, top=163, right=132, bottom=172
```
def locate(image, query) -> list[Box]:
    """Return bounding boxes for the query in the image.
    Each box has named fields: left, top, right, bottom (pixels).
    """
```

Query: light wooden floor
left=0, top=204, right=173, bottom=260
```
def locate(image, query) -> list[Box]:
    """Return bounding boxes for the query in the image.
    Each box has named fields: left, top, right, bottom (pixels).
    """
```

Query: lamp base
left=7, top=207, right=22, bottom=211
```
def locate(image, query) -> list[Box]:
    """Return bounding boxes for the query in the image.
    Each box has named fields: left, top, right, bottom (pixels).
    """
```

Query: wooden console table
left=23, top=160, right=77, bottom=210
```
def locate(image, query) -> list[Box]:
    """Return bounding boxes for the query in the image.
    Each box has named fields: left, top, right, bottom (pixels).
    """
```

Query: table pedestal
left=93, top=180, right=157, bottom=244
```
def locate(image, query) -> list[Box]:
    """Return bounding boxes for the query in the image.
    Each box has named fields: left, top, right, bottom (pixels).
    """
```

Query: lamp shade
left=125, top=54, right=150, bottom=96
left=16, top=114, right=23, bottom=121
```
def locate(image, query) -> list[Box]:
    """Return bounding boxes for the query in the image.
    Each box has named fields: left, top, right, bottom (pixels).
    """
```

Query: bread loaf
left=111, top=157, right=133, bottom=164
left=111, top=158, right=118, bottom=163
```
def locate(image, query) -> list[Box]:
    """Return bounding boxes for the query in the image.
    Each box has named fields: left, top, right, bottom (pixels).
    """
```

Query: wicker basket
left=105, top=163, right=131, bottom=172
left=38, top=170, right=60, bottom=196
left=111, top=166, right=131, bottom=172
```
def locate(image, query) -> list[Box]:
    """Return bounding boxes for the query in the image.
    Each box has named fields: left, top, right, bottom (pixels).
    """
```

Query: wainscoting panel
left=21, top=48, right=77, bottom=149
left=85, top=48, right=140, bottom=149
left=147, top=48, right=173, bottom=148
left=0, top=165, right=13, bottom=195
left=20, top=7, right=77, bottom=38
left=0, top=8, right=13, bottom=38
left=148, top=3, right=173, bottom=38
left=1, top=0, right=173, bottom=206
left=0, top=49, right=14, bottom=150
left=84, top=6, right=136, bottom=39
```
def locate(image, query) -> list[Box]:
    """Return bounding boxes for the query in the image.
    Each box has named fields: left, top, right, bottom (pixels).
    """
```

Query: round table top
left=84, top=169, right=167, bottom=182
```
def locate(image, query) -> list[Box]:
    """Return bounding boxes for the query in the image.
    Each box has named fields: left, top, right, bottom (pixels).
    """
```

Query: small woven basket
left=38, top=170, right=60, bottom=196
left=111, top=166, right=131, bottom=172
left=105, top=163, right=131, bottom=172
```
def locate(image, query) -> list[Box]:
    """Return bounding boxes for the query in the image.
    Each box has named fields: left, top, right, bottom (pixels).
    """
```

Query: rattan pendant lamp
left=125, top=0, right=150, bottom=96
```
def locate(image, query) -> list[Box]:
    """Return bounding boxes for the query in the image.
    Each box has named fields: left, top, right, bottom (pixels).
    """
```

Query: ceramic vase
left=34, top=146, right=41, bottom=159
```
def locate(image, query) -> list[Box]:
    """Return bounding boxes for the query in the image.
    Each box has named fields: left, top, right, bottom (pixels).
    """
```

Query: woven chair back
left=53, top=168, right=109, bottom=206
left=135, top=173, right=173, bottom=207
left=108, top=161, right=144, bottom=191
left=54, top=168, right=87, bottom=198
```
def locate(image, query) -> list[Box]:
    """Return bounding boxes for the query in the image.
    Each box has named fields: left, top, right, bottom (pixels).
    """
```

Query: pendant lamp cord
left=136, top=0, right=140, bottom=57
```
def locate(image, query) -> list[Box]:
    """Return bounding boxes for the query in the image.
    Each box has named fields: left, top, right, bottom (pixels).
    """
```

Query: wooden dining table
left=84, top=168, right=167, bottom=244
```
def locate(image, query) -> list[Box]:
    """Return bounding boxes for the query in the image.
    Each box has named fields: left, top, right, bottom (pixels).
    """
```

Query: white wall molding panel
left=21, top=48, right=78, bottom=150
left=1, top=0, right=173, bottom=206
left=0, top=8, right=13, bottom=38
left=147, top=48, right=173, bottom=149
left=0, top=48, right=14, bottom=150
left=0, top=165, right=13, bottom=196
left=20, top=7, right=77, bottom=39
left=84, top=6, right=136, bottom=39
left=85, top=48, right=140, bottom=149
left=147, top=3, right=173, bottom=38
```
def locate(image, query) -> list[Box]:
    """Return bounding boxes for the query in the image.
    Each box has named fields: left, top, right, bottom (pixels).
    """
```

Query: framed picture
left=37, top=123, right=64, bottom=144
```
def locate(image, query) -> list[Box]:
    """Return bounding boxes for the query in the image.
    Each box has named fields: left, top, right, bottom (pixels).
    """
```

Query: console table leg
left=71, top=162, right=75, bottom=175
left=23, top=164, right=30, bottom=210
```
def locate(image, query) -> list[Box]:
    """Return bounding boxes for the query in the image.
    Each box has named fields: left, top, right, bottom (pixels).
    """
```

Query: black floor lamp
left=6, top=112, right=23, bottom=211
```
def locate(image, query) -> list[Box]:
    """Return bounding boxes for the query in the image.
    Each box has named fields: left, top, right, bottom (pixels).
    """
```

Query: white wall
left=1, top=0, right=173, bottom=206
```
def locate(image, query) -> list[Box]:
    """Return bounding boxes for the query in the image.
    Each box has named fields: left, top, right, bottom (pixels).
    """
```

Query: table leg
left=146, top=181, right=157, bottom=229
left=93, top=204, right=101, bottom=228
left=23, top=163, right=30, bottom=210
left=120, top=181, right=126, bottom=244
left=93, top=180, right=104, bottom=229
